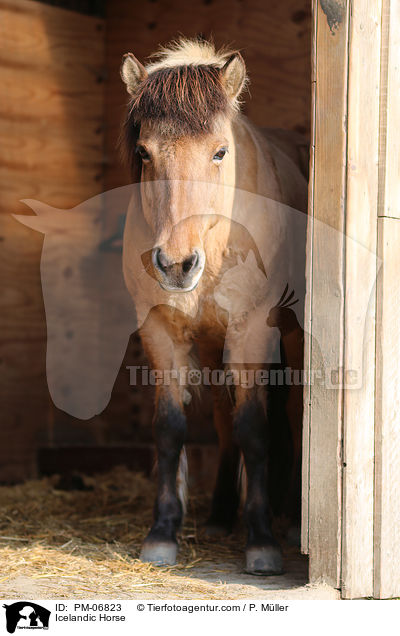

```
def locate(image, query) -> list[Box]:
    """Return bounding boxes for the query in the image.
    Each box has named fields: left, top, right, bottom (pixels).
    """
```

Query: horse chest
left=155, top=297, right=226, bottom=347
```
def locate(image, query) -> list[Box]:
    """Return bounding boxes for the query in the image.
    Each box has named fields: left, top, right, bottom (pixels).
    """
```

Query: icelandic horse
left=121, top=39, right=308, bottom=574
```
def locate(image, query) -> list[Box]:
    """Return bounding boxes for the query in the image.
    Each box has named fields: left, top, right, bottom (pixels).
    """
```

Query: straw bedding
left=0, top=467, right=305, bottom=599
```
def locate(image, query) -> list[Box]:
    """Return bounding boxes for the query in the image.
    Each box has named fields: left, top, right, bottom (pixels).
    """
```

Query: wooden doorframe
left=303, top=0, right=400, bottom=599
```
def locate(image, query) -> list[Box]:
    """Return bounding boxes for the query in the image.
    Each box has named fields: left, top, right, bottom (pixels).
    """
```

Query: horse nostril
left=153, top=247, right=169, bottom=272
left=182, top=251, right=199, bottom=274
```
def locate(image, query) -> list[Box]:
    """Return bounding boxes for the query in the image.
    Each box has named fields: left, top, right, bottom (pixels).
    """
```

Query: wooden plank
left=0, top=65, right=103, bottom=123
left=374, top=217, right=400, bottom=598
left=340, top=0, right=382, bottom=599
left=0, top=0, right=105, bottom=481
left=378, top=0, right=400, bottom=220
left=0, top=168, right=103, bottom=215
left=0, top=0, right=105, bottom=212
left=306, top=0, right=349, bottom=588
left=0, top=215, right=48, bottom=483
left=374, top=0, right=400, bottom=598
left=301, top=0, right=318, bottom=556
left=0, top=0, right=104, bottom=72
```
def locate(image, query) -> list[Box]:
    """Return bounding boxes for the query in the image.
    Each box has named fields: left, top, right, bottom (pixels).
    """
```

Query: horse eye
left=136, top=145, right=151, bottom=162
left=213, top=147, right=228, bottom=163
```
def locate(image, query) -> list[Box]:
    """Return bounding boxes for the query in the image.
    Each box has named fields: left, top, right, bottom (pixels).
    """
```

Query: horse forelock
left=137, top=64, right=231, bottom=129
left=120, top=38, right=245, bottom=175
left=121, top=64, right=234, bottom=169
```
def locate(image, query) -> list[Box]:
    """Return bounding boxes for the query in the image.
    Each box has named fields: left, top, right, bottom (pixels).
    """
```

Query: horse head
left=120, top=39, right=248, bottom=294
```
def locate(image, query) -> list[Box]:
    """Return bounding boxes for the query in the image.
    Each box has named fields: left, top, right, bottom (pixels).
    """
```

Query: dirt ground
left=0, top=467, right=339, bottom=600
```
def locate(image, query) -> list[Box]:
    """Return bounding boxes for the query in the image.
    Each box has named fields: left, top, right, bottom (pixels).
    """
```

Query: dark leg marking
left=234, top=398, right=283, bottom=576
left=140, top=395, right=186, bottom=566
left=206, top=444, right=241, bottom=535
left=205, top=383, right=240, bottom=535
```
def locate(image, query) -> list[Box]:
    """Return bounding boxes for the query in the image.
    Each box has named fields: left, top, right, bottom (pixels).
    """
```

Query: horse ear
left=221, top=52, right=247, bottom=101
left=121, top=53, right=148, bottom=96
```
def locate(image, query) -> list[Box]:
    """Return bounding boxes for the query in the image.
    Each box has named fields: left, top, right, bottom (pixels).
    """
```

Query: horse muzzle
left=151, top=247, right=205, bottom=293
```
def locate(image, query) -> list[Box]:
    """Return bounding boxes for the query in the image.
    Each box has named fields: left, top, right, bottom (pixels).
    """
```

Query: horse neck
left=232, top=115, right=308, bottom=212
left=232, top=115, right=283, bottom=201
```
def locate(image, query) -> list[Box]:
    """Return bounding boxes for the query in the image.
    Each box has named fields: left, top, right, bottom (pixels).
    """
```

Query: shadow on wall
left=0, top=1, right=105, bottom=482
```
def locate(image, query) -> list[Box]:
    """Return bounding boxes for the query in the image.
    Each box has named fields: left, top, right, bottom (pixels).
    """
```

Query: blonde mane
left=145, top=38, right=237, bottom=73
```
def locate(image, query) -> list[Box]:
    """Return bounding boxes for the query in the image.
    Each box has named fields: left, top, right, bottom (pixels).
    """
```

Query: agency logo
left=2, top=603, right=50, bottom=633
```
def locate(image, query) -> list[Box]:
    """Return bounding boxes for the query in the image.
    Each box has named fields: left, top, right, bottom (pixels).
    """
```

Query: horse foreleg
left=234, top=385, right=283, bottom=576
left=138, top=312, right=188, bottom=566
left=140, top=388, right=186, bottom=565
left=205, top=384, right=240, bottom=535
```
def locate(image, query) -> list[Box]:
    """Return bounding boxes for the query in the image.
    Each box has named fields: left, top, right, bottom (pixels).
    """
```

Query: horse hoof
left=140, top=541, right=178, bottom=566
left=245, top=545, right=283, bottom=576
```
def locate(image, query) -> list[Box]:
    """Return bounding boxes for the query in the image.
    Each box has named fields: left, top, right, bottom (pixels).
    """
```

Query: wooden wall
left=305, top=0, right=400, bottom=599
left=0, top=0, right=105, bottom=481
left=374, top=0, right=400, bottom=599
